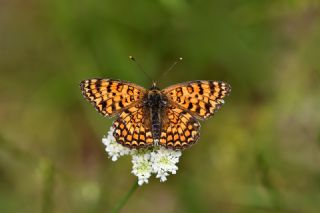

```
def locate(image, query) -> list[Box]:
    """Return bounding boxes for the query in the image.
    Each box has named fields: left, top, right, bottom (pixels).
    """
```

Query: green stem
left=112, top=181, right=139, bottom=213
left=42, top=160, right=55, bottom=213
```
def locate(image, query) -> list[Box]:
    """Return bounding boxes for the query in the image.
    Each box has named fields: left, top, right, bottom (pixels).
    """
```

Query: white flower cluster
left=102, top=127, right=182, bottom=185
left=102, top=128, right=131, bottom=161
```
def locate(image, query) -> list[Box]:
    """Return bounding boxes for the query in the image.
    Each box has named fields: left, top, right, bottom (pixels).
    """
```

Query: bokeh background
left=1, top=0, right=320, bottom=212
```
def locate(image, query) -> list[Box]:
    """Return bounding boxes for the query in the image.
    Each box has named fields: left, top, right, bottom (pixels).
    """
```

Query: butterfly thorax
left=144, top=89, right=168, bottom=144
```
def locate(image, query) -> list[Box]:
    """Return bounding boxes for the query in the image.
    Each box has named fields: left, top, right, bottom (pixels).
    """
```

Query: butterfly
left=80, top=79, right=231, bottom=150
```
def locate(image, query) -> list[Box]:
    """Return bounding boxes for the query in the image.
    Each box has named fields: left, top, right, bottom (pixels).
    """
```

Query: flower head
left=131, top=152, right=152, bottom=185
left=102, top=127, right=182, bottom=185
left=150, top=147, right=181, bottom=182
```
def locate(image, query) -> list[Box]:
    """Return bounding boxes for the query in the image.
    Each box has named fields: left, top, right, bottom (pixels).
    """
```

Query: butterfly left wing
left=159, top=105, right=200, bottom=149
left=162, top=80, right=231, bottom=119
left=113, top=103, right=154, bottom=149
left=80, top=79, right=146, bottom=117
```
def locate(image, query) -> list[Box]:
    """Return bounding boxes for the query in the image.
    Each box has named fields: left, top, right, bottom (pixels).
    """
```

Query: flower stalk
left=112, top=181, right=139, bottom=213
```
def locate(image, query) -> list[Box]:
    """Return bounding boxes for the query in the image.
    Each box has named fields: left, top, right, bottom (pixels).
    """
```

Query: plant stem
left=42, top=160, right=55, bottom=213
left=112, top=181, right=139, bottom=213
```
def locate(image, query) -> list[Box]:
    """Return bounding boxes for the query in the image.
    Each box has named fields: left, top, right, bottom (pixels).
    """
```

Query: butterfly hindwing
left=80, top=79, right=146, bottom=117
left=159, top=105, right=200, bottom=149
left=162, top=80, right=231, bottom=119
left=113, top=104, right=154, bottom=148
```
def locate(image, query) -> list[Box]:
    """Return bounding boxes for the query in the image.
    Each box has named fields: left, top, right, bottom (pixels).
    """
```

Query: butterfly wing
left=80, top=79, right=146, bottom=117
left=113, top=103, right=154, bottom=148
left=159, top=105, right=200, bottom=149
left=162, top=80, right=231, bottom=119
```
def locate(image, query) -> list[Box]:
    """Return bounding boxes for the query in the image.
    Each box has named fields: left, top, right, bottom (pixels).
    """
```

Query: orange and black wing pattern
left=80, top=79, right=146, bottom=117
left=162, top=80, right=231, bottom=119
left=159, top=105, right=200, bottom=149
left=113, top=104, right=154, bottom=148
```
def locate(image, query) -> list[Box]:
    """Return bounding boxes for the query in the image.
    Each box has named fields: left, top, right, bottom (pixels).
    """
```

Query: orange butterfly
left=80, top=79, right=231, bottom=149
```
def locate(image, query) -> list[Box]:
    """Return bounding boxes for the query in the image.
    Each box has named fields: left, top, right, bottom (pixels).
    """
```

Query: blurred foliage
left=1, top=0, right=320, bottom=212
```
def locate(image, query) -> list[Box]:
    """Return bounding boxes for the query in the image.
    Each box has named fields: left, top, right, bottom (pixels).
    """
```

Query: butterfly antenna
left=158, top=57, right=183, bottom=81
left=129, top=56, right=153, bottom=83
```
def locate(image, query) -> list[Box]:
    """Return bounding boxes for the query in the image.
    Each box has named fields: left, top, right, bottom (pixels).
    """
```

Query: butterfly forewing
left=80, top=79, right=146, bottom=117
left=162, top=80, right=231, bottom=119
left=159, top=105, right=200, bottom=149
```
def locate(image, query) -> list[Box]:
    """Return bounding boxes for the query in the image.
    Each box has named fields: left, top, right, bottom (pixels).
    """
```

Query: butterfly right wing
left=80, top=79, right=146, bottom=117
left=162, top=80, right=231, bottom=120
left=113, top=103, right=154, bottom=149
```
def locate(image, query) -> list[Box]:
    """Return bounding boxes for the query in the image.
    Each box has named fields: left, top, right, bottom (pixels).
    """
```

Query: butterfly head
left=150, top=81, right=160, bottom=90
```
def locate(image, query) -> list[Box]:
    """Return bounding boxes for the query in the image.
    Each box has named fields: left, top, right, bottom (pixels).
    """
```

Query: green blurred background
left=1, top=0, right=320, bottom=212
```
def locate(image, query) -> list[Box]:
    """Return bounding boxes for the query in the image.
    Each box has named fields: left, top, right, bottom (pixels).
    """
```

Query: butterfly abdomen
left=151, top=107, right=161, bottom=140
